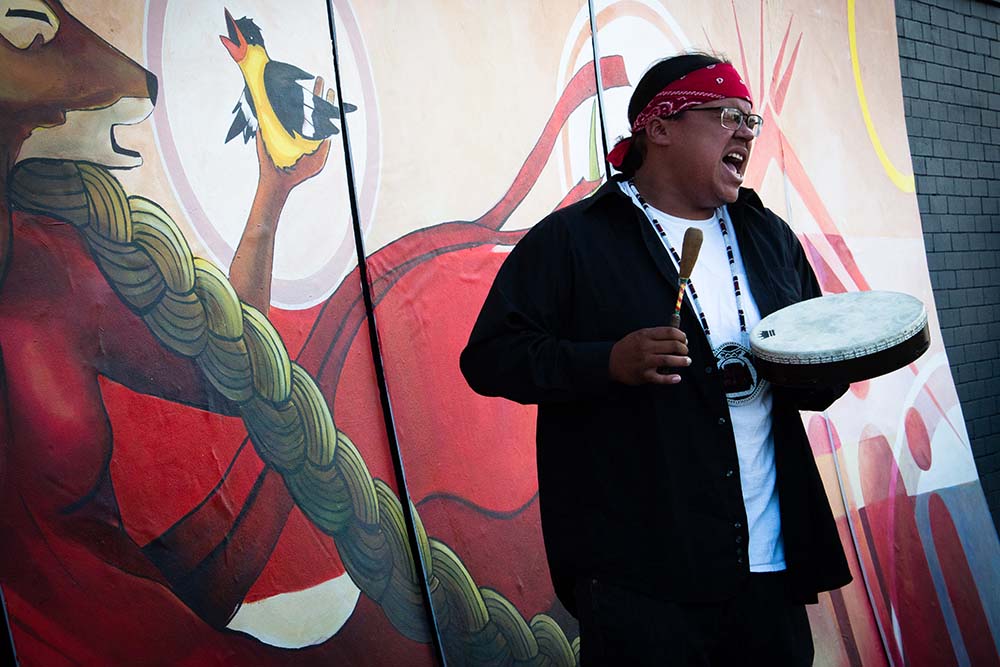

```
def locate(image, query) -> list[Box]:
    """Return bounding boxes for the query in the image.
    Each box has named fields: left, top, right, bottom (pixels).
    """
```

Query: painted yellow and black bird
left=220, top=8, right=356, bottom=169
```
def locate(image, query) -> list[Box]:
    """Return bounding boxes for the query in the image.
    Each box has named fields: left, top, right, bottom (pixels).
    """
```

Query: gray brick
left=931, top=5, right=950, bottom=27
left=949, top=11, right=966, bottom=32
left=937, top=269, right=958, bottom=289
left=970, top=53, right=986, bottom=72
left=919, top=194, right=931, bottom=213
left=912, top=136, right=934, bottom=155
left=944, top=66, right=964, bottom=86
left=968, top=142, right=985, bottom=160
left=924, top=21, right=941, bottom=43
left=943, top=28, right=960, bottom=50
left=915, top=39, right=933, bottom=62
left=945, top=159, right=963, bottom=177
left=959, top=30, right=977, bottom=52
left=927, top=62, right=946, bottom=82
left=952, top=49, right=969, bottom=70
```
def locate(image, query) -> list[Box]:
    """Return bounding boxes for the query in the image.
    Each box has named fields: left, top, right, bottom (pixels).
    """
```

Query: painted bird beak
left=220, top=8, right=247, bottom=62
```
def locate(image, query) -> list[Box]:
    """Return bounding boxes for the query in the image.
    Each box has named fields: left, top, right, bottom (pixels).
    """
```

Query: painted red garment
left=0, top=211, right=428, bottom=665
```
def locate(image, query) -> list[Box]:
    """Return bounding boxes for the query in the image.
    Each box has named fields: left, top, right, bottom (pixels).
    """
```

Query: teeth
left=726, top=152, right=744, bottom=162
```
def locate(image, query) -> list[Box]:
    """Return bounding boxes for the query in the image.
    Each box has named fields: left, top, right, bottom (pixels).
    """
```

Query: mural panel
left=0, top=0, right=434, bottom=664
left=1, top=0, right=998, bottom=665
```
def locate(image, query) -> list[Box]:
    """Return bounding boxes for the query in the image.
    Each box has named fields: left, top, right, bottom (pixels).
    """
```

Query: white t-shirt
left=621, top=183, right=786, bottom=572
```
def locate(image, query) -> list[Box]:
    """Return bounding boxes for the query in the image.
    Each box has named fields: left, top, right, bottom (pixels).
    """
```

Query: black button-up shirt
left=461, top=178, right=851, bottom=613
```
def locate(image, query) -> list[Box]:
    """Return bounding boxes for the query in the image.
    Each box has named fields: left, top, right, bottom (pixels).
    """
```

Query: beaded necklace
left=624, top=179, right=765, bottom=405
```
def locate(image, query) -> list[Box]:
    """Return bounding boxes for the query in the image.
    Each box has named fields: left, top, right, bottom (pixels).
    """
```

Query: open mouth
left=110, top=125, right=140, bottom=159
left=220, top=9, right=246, bottom=61
left=722, top=151, right=746, bottom=180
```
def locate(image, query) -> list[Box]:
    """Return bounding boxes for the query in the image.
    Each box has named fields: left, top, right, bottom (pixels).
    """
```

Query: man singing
left=461, top=53, right=851, bottom=665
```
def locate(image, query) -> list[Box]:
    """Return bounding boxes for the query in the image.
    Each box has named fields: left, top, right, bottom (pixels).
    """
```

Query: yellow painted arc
left=848, top=0, right=915, bottom=193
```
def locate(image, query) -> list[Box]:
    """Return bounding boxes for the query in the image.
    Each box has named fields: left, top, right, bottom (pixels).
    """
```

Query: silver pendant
left=713, top=341, right=765, bottom=406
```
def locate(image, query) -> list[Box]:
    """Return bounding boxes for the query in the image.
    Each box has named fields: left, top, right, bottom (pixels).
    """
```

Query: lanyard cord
left=624, top=180, right=750, bottom=351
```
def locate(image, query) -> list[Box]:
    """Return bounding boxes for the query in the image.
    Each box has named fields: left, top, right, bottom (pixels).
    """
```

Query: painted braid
left=9, top=159, right=579, bottom=666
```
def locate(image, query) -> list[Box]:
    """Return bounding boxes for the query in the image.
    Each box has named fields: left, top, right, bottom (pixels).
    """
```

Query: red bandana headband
left=607, top=62, right=752, bottom=168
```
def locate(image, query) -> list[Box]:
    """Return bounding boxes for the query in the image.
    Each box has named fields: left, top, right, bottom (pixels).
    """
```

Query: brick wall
left=896, top=0, right=1000, bottom=534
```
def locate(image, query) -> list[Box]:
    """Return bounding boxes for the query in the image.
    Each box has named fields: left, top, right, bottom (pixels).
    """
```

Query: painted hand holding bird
left=221, top=8, right=355, bottom=310
left=221, top=9, right=355, bottom=171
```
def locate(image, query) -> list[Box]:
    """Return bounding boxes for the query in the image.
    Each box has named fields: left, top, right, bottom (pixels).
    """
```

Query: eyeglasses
left=687, top=107, right=764, bottom=137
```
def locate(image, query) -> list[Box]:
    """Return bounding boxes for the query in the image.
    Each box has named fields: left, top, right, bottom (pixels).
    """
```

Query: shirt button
left=736, top=536, right=743, bottom=544
left=725, top=469, right=735, bottom=478
left=705, top=366, right=714, bottom=375
left=718, top=417, right=727, bottom=425
left=737, top=557, right=744, bottom=565
left=734, top=522, right=743, bottom=529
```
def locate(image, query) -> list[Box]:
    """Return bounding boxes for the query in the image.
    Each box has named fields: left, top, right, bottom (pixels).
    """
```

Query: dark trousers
left=575, top=572, right=814, bottom=666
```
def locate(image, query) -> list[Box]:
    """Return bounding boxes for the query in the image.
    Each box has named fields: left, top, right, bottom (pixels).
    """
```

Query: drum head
left=750, top=291, right=930, bottom=386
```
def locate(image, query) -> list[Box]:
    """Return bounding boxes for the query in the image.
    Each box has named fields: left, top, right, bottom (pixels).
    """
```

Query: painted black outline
left=322, top=3, right=446, bottom=663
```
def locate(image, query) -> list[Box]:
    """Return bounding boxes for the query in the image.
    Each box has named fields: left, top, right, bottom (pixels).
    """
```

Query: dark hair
left=618, top=52, right=729, bottom=176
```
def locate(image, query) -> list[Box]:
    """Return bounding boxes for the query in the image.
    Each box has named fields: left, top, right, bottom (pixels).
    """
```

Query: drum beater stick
left=669, top=227, right=704, bottom=328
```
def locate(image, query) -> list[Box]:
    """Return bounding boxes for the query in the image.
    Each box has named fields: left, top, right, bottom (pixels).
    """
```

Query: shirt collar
left=581, top=177, right=759, bottom=214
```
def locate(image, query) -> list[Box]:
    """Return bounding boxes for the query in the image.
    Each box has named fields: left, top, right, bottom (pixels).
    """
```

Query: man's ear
left=644, top=117, right=673, bottom=147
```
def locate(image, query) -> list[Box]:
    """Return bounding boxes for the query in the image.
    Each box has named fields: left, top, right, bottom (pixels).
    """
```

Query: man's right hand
left=609, top=327, right=690, bottom=385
